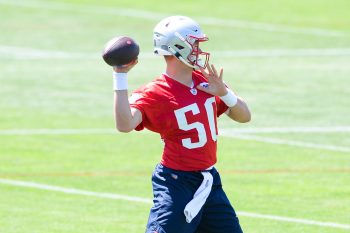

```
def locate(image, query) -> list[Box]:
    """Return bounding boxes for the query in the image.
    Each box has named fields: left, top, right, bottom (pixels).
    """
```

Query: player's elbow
left=116, top=123, right=134, bottom=133
left=233, top=110, right=251, bottom=123
left=116, top=127, right=133, bottom=133
left=240, top=109, right=252, bottom=123
left=237, top=114, right=251, bottom=123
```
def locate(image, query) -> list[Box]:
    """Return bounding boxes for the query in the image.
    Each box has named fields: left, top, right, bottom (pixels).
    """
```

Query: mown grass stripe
left=0, top=0, right=347, bottom=37
left=1, top=178, right=349, bottom=229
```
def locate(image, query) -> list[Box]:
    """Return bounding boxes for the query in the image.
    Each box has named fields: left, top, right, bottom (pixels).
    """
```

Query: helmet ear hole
left=161, top=45, right=169, bottom=51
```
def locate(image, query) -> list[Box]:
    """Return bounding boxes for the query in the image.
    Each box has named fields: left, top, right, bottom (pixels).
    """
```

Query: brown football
left=102, top=36, right=139, bottom=67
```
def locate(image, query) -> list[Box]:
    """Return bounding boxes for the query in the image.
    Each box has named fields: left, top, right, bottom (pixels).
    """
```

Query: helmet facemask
left=168, top=32, right=210, bottom=69
left=187, top=35, right=210, bottom=69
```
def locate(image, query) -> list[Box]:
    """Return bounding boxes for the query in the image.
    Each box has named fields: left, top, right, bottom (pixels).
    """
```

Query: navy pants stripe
left=145, top=164, right=243, bottom=233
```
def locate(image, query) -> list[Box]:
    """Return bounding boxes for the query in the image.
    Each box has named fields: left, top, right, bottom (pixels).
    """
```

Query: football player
left=112, top=15, right=251, bottom=233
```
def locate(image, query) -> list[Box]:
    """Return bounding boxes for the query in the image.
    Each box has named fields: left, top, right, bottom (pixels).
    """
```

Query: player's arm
left=196, top=64, right=251, bottom=123
left=113, top=60, right=143, bottom=132
left=224, top=96, right=251, bottom=123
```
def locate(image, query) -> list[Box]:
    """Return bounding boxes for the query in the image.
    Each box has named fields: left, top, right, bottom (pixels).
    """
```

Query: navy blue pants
left=145, top=164, right=243, bottom=233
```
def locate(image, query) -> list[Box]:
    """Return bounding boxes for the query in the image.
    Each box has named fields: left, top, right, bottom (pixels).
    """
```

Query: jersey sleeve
left=129, top=89, right=149, bottom=131
left=215, top=96, right=229, bottom=117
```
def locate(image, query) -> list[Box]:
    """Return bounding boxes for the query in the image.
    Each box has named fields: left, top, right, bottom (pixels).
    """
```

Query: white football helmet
left=153, top=16, right=210, bottom=69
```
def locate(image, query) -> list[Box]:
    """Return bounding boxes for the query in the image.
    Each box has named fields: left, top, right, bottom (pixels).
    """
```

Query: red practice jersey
left=129, top=71, right=228, bottom=171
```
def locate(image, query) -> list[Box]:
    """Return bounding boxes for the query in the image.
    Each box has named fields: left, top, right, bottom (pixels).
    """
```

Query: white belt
left=183, top=168, right=214, bottom=223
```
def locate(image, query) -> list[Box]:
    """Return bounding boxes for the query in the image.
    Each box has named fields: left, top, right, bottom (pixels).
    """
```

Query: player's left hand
left=196, top=64, right=228, bottom=97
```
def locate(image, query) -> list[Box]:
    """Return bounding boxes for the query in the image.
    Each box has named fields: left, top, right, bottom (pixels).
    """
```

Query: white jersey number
left=174, top=97, right=217, bottom=149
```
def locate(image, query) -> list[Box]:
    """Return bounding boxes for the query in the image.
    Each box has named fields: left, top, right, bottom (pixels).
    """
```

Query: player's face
left=190, top=41, right=209, bottom=69
left=193, top=41, right=201, bottom=53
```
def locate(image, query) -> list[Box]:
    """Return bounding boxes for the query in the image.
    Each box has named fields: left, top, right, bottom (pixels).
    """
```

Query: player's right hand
left=113, top=58, right=138, bottom=73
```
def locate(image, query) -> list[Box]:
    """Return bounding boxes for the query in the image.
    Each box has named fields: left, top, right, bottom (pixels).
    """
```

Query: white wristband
left=113, top=72, right=128, bottom=91
left=220, top=89, right=238, bottom=107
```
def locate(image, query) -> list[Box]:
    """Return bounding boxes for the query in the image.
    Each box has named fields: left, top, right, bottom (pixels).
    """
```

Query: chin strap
left=168, top=47, right=197, bottom=69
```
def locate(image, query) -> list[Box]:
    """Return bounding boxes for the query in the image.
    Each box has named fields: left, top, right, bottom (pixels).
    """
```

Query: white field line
left=0, top=128, right=116, bottom=135
left=221, top=132, right=350, bottom=153
left=1, top=127, right=350, bottom=153
left=220, top=126, right=350, bottom=134
left=0, top=178, right=151, bottom=204
left=236, top=211, right=350, bottom=230
left=0, top=45, right=94, bottom=60
left=214, top=48, right=350, bottom=58
left=1, top=127, right=350, bottom=135
left=0, top=0, right=347, bottom=37
left=0, top=178, right=349, bottom=230
left=2, top=45, right=350, bottom=60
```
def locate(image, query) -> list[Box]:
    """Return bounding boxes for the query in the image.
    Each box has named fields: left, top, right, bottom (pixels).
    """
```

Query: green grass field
left=0, top=0, right=350, bottom=232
